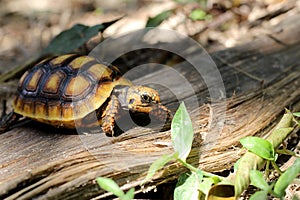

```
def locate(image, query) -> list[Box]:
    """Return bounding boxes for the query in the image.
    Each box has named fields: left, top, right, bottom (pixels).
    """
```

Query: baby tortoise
left=0, top=54, right=172, bottom=136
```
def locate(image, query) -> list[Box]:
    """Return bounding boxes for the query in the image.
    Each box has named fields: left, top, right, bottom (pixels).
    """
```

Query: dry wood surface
left=0, top=11, right=300, bottom=200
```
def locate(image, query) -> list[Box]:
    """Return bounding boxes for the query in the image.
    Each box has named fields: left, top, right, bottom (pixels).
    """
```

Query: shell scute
left=61, top=103, right=74, bottom=120
left=13, top=96, right=23, bottom=112
left=50, top=54, right=78, bottom=67
left=18, top=71, right=29, bottom=89
left=64, top=75, right=91, bottom=98
left=34, top=101, right=47, bottom=118
left=47, top=101, right=62, bottom=120
left=22, top=100, right=35, bottom=116
left=68, top=56, right=96, bottom=70
left=87, top=63, right=113, bottom=81
left=43, top=71, right=66, bottom=94
left=25, top=68, right=44, bottom=92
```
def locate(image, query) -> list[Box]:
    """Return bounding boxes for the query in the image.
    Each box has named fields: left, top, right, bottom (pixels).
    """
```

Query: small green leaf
left=293, top=112, right=300, bottom=117
left=189, top=9, right=211, bottom=21
left=174, top=172, right=201, bottom=200
left=142, top=153, right=177, bottom=184
left=121, top=188, right=135, bottom=200
left=146, top=10, right=172, bottom=27
left=96, top=177, right=124, bottom=197
left=198, top=177, right=216, bottom=195
left=249, top=190, right=268, bottom=200
left=171, top=102, right=194, bottom=161
left=240, top=136, right=275, bottom=160
left=249, top=170, right=269, bottom=191
left=274, top=158, right=300, bottom=197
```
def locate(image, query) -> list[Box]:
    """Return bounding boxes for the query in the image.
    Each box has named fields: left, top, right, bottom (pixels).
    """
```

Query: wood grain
left=1, top=12, right=300, bottom=200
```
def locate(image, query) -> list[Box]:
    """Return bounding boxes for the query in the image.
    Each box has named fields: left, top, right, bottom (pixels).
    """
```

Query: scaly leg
left=100, top=95, right=121, bottom=136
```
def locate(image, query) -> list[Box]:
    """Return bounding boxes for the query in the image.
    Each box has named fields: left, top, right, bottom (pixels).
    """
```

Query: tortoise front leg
left=100, top=95, right=121, bottom=136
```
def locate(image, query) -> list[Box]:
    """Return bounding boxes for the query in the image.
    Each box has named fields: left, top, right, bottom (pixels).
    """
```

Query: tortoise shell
left=13, top=54, right=132, bottom=128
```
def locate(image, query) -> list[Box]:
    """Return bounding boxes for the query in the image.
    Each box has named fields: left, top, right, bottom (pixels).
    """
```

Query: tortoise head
left=124, top=86, right=172, bottom=122
left=126, top=86, right=160, bottom=112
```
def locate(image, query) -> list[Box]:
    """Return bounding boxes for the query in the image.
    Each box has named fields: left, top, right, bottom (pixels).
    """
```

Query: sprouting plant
left=96, top=177, right=135, bottom=200
left=237, top=111, right=300, bottom=199
left=97, top=106, right=299, bottom=199
left=142, top=102, right=222, bottom=199
left=248, top=158, right=300, bottom=199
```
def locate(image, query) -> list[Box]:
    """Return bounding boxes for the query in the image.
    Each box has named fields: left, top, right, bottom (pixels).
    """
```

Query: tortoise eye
left=141, top=94, right=151, bottom=103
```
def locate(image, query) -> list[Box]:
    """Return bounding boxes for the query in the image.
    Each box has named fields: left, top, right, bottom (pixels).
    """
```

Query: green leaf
left=42, top=24, right=103, bottom=55
left=174, top=172, right=201, bottom=200
left=189, top=9, right=211, bottom=21
left=268, top=127, right=294, bottom=148
left=249, top=190, right=268, bottom=200
left=195, top=169, right=204, bottom=182
left=234, top=152, right=265, bottom=196
left=42, top=18, right=120, bottom=55
left=96, top=177, right=124, bottom=197
left=293, top=112, right=300, bottom=117
left=142, top=153, right=177, bottom=185
left=171, top=102, right=194, bottom=161
left=276, top=149, right=297, bottom=157
left=274, top=158, right=300, bottom=197
left=176, top=173, right=190, bottom=187
left=249, top=170, right=269, bottom=191
left=233, top=158, right=241, bottom=173
left=240, top=136, right=275, bottom=160
left=121, top=188, right=135, bottom=200
left=198, top=177, right=217, bottom=195
left=146, top=10, right=172, bottom=27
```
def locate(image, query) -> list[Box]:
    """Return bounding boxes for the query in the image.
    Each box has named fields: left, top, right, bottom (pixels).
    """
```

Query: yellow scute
left=48, top=103, right=62, bottom=119
left=88, top=64, right=112, bottom=80
left=65, top=75, right=90, bottom=97
left=43, top=71, right=65, bottom=94
left=69, top=56, right=95, bottom=69
left=50, top=54, right=75, bottom=66
left=26, top=69, right=43, bottom=91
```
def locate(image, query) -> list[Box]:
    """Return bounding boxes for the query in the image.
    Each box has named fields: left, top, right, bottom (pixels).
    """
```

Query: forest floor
left=0, top=0, right=299, bottom=199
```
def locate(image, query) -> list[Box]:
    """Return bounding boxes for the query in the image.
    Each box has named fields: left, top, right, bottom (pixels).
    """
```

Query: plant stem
left=265, top=161, right=270, bottom=178
left=271, top=161, right=283, bottom=175
left=176, top=158, right=223, bottom=180
left=275, top=149, right=297, bottom=157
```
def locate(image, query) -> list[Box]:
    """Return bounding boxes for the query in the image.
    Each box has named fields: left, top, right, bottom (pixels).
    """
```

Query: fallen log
left=0, top=11, right=300, bottom=200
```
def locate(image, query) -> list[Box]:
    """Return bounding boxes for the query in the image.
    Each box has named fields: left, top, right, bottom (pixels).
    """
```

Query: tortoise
left=0, top=54, right=172, bottom=136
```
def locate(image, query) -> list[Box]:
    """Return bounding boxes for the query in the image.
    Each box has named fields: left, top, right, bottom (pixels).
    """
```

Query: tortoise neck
left=113, top=86, right=130, bottom=108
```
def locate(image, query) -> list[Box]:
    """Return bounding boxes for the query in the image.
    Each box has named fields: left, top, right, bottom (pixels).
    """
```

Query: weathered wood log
left=0, top=12, right=300, bottom=199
